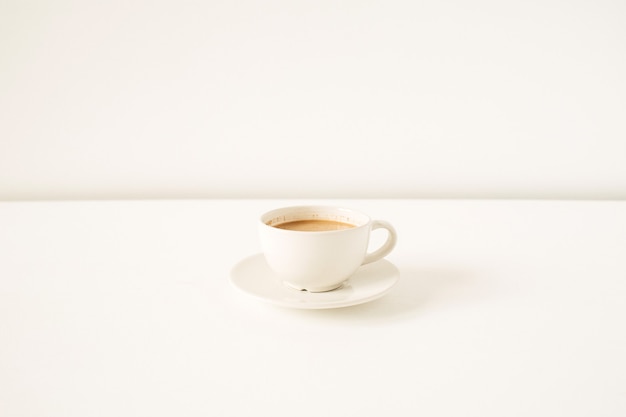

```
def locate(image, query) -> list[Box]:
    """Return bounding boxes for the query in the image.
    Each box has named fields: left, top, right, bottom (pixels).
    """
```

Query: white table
left=1, top=199, right=625, bottom=416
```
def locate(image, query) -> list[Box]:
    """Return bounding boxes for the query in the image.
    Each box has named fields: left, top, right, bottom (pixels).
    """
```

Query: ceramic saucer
left=229, top=254, right=400, bottom=309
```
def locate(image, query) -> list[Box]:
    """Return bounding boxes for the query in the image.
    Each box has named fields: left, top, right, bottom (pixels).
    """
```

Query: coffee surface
left=273, top=219, right=356, bottom=232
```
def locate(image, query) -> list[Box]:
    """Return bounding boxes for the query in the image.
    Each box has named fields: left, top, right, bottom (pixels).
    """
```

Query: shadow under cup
left=259, top=206, right=395, bottom=292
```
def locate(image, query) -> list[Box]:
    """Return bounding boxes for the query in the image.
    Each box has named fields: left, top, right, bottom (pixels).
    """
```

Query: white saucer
left=229, top=254, right=400, bottom=309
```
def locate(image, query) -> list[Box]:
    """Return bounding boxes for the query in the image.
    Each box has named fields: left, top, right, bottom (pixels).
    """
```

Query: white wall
left=1, top=0, right=625, bottom=200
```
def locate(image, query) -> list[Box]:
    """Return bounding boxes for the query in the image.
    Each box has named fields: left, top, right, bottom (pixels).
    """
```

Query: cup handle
left=362, top=220, right=397, bottom=265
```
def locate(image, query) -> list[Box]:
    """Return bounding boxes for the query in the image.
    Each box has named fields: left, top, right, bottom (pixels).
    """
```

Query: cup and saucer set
left=230, top=206, right=400, bottom=309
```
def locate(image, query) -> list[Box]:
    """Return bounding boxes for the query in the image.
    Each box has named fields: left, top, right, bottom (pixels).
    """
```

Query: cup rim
left=260, top=205, right=371, bottom=233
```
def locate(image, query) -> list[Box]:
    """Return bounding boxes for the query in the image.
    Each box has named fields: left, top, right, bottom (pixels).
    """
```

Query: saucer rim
left=229, top=253, right=400, bottom=309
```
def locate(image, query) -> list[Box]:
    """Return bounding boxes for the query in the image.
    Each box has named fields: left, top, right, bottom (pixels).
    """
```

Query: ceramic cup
left=259, top=205, right=397, bottom=292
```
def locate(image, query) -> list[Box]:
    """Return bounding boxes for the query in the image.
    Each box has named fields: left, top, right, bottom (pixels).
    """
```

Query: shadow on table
left=286, top=266, right=487, bottom=323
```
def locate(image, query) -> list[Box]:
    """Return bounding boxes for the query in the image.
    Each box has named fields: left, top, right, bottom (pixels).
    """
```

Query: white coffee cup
left=259, top=205, right=397, bottom=292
